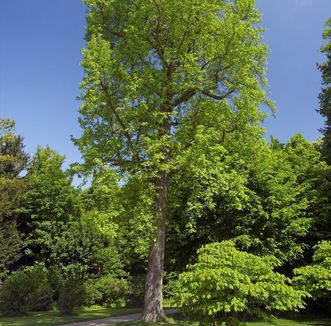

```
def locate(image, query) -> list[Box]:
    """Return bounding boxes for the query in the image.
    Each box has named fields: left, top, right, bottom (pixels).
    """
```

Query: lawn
left=116, top=313, right=331, bottom=326
left=117, top=319, right=331, bottom=326
left=0, top=308, right=329, bottom=326
left=0, top=306, right=141, bottom=326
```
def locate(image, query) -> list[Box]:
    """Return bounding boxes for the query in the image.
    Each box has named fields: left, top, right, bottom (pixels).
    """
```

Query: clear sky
left=0, top=0, right=330, bottom=167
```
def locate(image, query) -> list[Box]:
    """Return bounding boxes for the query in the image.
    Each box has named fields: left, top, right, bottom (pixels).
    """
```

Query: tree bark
left=142, top=171, right=168, bottom=322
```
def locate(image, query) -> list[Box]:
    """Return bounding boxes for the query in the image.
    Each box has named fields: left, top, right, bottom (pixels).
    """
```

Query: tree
left=318, top=18, right=331, bottom=164
left=0, top=118, right=28, bottom=278
left=165, top=134, right=328, bottom=272
left=317, top=18, right=331, bottom=244
left=19, top=146, right=81, bottom=266
left=76, top=0, right=272, bottom=321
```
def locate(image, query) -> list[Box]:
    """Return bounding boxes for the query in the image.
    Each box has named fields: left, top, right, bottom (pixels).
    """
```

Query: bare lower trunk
left=142, top=171, right=168, bottom=322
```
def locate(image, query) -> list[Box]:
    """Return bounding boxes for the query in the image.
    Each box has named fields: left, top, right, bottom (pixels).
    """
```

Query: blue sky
left=0, top=0, right=330, bottom=167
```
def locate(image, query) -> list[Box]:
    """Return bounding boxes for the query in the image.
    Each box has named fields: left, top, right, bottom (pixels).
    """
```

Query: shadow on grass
left=0, top=306, right=142, bottom=326
left=116, top=311, right=331, bottom=326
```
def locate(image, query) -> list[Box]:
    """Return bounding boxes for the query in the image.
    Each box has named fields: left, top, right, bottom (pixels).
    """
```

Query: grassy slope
left=0, top=306, right=141, bottom=326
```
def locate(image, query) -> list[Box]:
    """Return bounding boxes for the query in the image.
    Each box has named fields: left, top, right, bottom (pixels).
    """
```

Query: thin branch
left=201, top=88, right=235, bottom=100
left=177, top=13, right=193, bottom=52
left=100, top=83, right=135, bottom=151
left=171, top=89, right=197, bottom=107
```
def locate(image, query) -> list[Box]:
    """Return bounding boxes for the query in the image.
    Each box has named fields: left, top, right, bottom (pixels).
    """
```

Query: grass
left=0, top=307, right=329, bottom=326
left=0, top=305, right=141, bottom=326
left=116, top=312, right=331, bottom=326
left=117, top=319, right=331, bottom=326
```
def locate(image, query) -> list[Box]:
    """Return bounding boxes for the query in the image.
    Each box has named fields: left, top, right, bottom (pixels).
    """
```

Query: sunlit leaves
left=294, top=241, right=331, bottom=301
left=173, top=241, right=309, bottom=324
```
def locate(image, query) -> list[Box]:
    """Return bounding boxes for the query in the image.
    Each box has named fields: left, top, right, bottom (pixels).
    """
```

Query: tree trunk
left=142, top=171, right=168, bottom=322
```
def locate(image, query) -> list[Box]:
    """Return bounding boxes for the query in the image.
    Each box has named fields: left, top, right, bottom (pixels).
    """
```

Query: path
left=61, top=309, right=178, bottom=326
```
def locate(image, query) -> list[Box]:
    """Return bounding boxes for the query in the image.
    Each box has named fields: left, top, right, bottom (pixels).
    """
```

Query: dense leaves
left=173, top=241, right=309, bottom=325
left=317, top=18, right=331, bottom=243
left=0, top=265, right=53, bottom=315
left=0, top=118, right=28, bottom=278
left=294, top=241, right=331, bottom=307
left=318, top=18, right=331, bottom=164
left=18, top=147, right=81, bottom=266
left=166, top=134, right=327, bottom=272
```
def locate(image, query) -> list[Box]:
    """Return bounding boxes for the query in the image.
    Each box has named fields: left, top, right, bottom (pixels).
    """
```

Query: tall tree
left=317, top=18, right=331, bottom=244
left=76, top=0, right=272, bottom=321
left=0, top=118, right=28, bottom=278
left=318, top=18, right=331, bottom=164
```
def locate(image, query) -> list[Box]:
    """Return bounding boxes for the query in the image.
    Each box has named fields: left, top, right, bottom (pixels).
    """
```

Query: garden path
left=61, top=309, right=178, bottom=326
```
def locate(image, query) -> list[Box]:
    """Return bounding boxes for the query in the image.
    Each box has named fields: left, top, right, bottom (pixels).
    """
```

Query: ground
left=0, top=306, right=141, bottom=326
left=0, top=308, right=330, bottom=326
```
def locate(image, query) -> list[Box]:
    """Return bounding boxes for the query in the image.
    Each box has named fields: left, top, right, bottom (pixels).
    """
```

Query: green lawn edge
left=0, top=306, right=142, bottom=326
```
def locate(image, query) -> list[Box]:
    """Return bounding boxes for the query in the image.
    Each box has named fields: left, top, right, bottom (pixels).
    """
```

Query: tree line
left=0, top=0, right=330, bottom=324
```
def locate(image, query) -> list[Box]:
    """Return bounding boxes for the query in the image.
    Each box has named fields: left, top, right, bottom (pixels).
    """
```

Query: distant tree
left=317, top=18, right=331, bottom=242
left=318, top=18, right=331, bottom=164
left=19, top=146, right=81, bottom=266
left=77, top=0, right=272, bottom=321
left=0, top=118, right=28, bottom=278
left=166, top=134, right=328, bottom=271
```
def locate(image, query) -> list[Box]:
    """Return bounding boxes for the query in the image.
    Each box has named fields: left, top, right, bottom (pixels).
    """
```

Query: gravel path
left=61, top=309, right=178, bottom=326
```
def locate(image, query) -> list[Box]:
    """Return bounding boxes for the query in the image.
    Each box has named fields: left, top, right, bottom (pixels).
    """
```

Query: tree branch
left=100, top=83, right=135, bottom=151
left=171, top=89, right=197, bottom=107
left=201, top=88, right=235, bottom=100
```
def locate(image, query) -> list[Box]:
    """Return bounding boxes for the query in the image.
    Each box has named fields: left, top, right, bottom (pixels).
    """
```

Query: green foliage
left=20, top=146, right=81, bottom=266
left=173, top=241, right=309, bottom=325
left=85, top=274, right=130, bottom=307
left=317, top=18, right=331, bottom=247
left=0, top=220, right=21, bottom=279
left=166, top=134, right=328, bottom=271
left=57, top=277, right=86, bottom=315
left=0, top=265, right=53, bottom=315
left=51, top=217, right=114, bottom=280
left=294, top=241, right=331, bottom=304
left=77, top=2, right=273, bottom=317
left=318, top=18, right=331, bottom=164
left=0, top=118, right=28, bottom=178
left=0, top=118, right=27, bottom=278
left=126, top=274, right=146, bottom=308
left=77, top=0, right=271, bottom=177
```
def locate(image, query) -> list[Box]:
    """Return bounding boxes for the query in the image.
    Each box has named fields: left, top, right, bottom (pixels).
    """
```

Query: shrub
left=57, top=277, right=86, bottom=315
left=126, top=274, right=145, bottom=307
left=293, top=241, right=331, bottom=314
left=0, top=265, right=52, bottom=315
left=173, top=241, right=309, bottom=325
left=85, top=274, right=130, bottom=307
left=163, top=272, right=179, bottom=301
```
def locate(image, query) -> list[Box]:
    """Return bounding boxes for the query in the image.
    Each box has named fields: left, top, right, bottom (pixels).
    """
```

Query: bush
left=293, top=241, right=331, bottom=314
left=126, top=274, right=145, bottom=307
left=57, top=277, right=86, bottom=315
left=0, top=265, right=52, bottom=315
left=85, top=274, right=130, bottom=307
left=173, top=241, right=309, bottom=325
